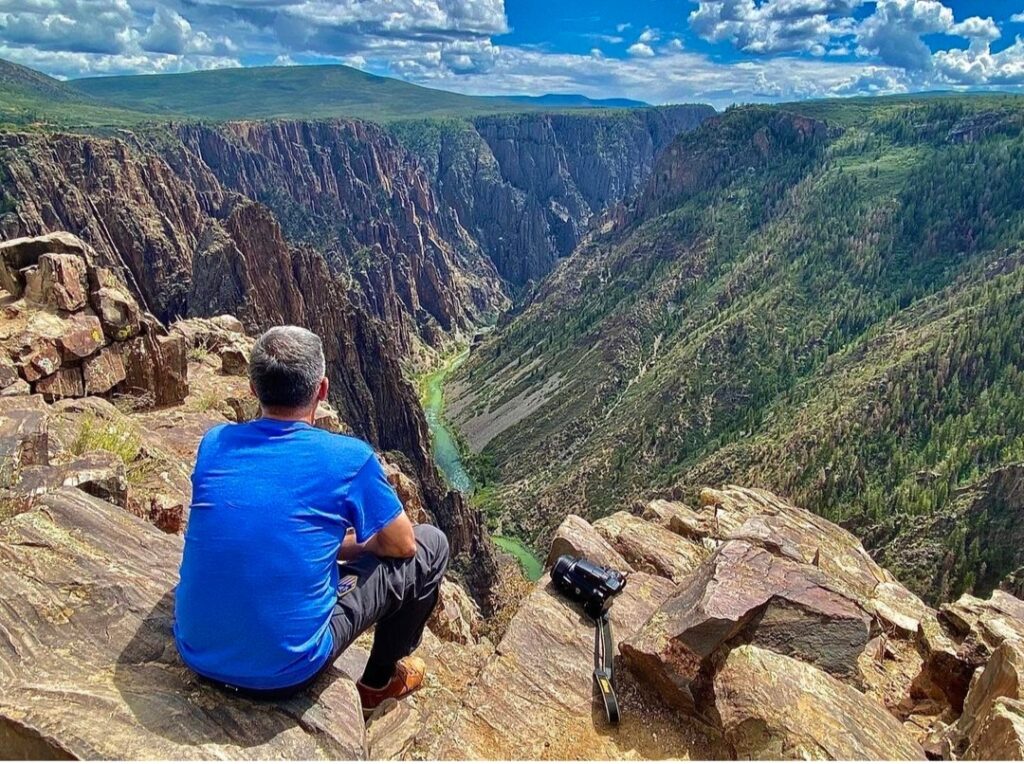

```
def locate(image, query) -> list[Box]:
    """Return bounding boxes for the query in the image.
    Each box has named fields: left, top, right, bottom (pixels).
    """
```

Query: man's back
left=174, top=417, right=401, bottom=690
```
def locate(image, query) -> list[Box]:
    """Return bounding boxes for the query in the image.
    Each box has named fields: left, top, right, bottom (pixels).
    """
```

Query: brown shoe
left=357, top=656, right=426, bottom=716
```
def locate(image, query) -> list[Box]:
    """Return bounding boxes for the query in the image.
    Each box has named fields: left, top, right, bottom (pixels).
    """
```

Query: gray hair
left=249, top=325, right=326, bottom=409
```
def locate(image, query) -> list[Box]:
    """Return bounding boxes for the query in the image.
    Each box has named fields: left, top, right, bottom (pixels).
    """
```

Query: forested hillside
left=450, top=95, right=1024, bottom=602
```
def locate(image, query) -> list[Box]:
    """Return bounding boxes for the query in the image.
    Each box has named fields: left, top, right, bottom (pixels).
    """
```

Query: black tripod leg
left=593, top=613, right=620, bottom=725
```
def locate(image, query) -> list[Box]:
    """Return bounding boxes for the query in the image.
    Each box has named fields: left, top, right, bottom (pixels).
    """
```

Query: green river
left=420, top=351, right=543, bottom=581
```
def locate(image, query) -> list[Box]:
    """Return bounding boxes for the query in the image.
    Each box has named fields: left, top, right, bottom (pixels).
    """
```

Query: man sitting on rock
left=174, top=325, right=449, bottom=715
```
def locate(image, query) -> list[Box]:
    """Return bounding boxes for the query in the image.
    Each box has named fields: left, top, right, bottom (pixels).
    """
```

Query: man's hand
left=339, top=528, right=364, bottom=561
left=340, top=512, right=416, bottom=561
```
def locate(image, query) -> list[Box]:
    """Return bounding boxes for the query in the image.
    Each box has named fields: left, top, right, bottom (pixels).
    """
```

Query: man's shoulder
left=304, top=428, right=374, bottom=460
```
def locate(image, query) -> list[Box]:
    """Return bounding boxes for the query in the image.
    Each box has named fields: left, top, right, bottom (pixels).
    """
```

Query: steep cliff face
left=392, top=105, right=715, bottom=286
left=170, top=120, right=507, bottom=354
left=450, top=98, right=1024, bottom=609
left=0, top=137, right=497, bottom=596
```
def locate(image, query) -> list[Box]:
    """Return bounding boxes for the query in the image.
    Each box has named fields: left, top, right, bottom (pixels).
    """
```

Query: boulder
left=621, top=538, right=871, bottom=715
left=941, top=590, right=1024, bottom=666
left=427, top=579, right=482, bottom=645
left=35, top=366, right=85, bottom=400
left=963, top=698, right=1024, bottom=760
left=713, top=645, right=926, bottom=760
left=88, top=267, right=142, bottom=341
left=145, top=493, right=186, bottom=534
left=170, top=315, right=247, bottom=354
left=915, top=589, right=1024, bottom=713
left=0, top=395, right=49, bottom=487
left=83, top=346, right=127, bottom=395
left=0, top=489, right=367, bottom=759
left=0, top=379, right=29, bottom=397
left=58, top=312, right=105, bottom=361
left=119, top=330, right=189, bottom=407
left=220, top=343, right=250, bottom=376
left=36, top=253, right=88, bottom=312
left=593, top=510, right=707, bottom=581
left=709, top=486, right=889, bottom=602
left=546, top=513, right=633, bottom=573
left=956, top=639, right=1024, bottom=749
left=381, top=457, right=430, bottom=525
left=644, top=498, right=717, bottom=542
left=0, top=232, right=90, bottom=297
left=61, top=451, right=129, bottom=508
left=13, top=335, right=60, bottom=382
left=0, top=357, right=19, bottom=391
left=225, top=395, right=259, bottom=423
left=314, top=401, right=342, bottom=433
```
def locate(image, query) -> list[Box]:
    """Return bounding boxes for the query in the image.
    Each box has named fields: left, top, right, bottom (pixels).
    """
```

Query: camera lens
left=552, top=555, right=574, bottom=580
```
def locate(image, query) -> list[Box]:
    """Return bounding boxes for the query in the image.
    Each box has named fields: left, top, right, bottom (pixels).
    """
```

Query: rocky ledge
left=2, top=243, right=1023, bottom=760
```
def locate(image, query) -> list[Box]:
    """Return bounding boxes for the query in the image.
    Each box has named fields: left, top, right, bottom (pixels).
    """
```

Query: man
left=174, top=325, right=449, bottom=714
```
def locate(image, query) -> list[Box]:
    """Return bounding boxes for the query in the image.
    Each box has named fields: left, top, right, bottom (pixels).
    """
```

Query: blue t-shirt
left=173, top=418, right=403, bottom=690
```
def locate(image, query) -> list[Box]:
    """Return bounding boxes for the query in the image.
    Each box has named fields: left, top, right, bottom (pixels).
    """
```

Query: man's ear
left=317, top=376, right=329, bottom=402
left=249, top=381, right=258, bottom=399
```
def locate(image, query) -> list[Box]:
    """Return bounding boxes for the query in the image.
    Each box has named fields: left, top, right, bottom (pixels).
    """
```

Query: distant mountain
left=0, top=58, right=147, bottom=127
left=496, top=93, right=649, bottom=109
left=69, top=64, right=647, bottom=123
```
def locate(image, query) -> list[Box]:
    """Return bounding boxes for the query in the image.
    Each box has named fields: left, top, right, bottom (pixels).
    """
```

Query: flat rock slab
left=437, top=572, right=723, bottom=760
left=0, top=488, right=366, bottom=760
left=714, top=645, right=926, bottom=760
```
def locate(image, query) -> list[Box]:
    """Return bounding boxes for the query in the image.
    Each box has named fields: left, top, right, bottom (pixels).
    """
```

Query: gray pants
left=330, top=523, right=450, bottom=684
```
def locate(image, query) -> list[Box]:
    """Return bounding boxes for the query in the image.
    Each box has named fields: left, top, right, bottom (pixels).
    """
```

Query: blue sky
left=1, top=1, right=1022, bottom=106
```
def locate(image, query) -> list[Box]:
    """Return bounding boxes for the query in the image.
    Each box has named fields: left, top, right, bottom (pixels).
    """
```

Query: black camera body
left=551, top=554, right=627, bottom=619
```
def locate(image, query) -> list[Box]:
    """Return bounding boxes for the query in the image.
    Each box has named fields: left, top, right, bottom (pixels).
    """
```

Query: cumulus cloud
left=141, top=7, right=234, bottom=56
left=0, top=0, right=1022, bottom=103
left=689, top=0, right=863, bottom=54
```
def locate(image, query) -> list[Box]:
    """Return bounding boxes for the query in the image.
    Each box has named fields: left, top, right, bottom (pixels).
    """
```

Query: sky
left=1, top=1, right=1023, bottom=106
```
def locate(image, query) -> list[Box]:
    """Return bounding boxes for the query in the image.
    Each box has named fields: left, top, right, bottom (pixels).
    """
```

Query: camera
left=551, top=554, right=627, bottom=618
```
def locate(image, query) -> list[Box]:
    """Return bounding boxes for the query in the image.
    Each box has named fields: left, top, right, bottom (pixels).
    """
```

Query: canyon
left=2, top=54, right=1024, bottom=760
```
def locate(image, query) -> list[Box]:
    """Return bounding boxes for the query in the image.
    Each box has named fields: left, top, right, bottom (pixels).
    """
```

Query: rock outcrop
left=0, top=133, right=499, bottom=595
left=4, top=452, right=1024, bottom=759
left=397, top=106, right=714, bottom=286
left=172, top=120, right=506, bottom=353
left=0, top=488, right=367, bottom=760
left=0, top=233, right=186, bottom=405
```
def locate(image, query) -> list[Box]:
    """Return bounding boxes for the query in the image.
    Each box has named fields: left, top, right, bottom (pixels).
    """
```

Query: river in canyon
left=420, top=350, right=542, bottom=581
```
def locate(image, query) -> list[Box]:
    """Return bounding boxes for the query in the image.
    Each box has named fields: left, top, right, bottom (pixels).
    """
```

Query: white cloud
left=0, top=0, right=1022, bottom=103
left=638, top=27, right=659, bottom=43
left=141, top=7, right=235, bottom=56
left=1012, top=13, right=1024, bottom=24
left=689, top=0, right=863, bottom=54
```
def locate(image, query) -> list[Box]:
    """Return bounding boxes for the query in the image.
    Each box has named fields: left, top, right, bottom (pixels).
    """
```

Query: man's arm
left=341, top=511, right=416, bottom=560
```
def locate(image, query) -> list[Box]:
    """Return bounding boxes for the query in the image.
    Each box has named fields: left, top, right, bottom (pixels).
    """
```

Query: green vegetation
left=71, top=415, right=142, bottom=465
left=0, top=56, right=656, bottom=131
left=454, top=95, right=1024, bottom=600
left=0, top=58, right=154, bottom=129
left=69, top=64, right=625, bottom=124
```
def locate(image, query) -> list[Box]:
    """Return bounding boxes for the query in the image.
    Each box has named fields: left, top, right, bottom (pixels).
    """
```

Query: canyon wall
left=0, top=131, right=497, bottom=598
left=391, top=105, right=715, bottom=286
